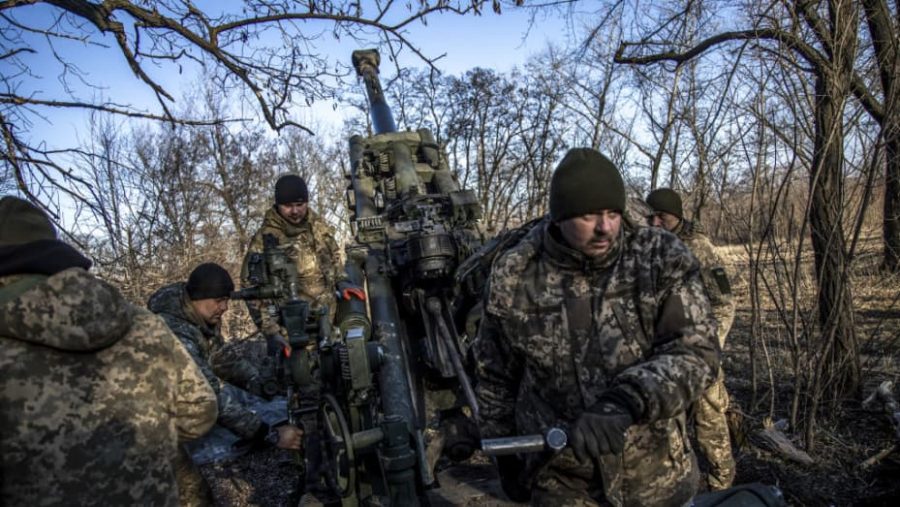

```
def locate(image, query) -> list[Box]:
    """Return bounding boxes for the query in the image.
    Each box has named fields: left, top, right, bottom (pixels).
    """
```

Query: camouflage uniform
left=242, top=207, right=346, bottom=334
left=211, top=336, right=272, bottom=396
left=0, top=268, right=218, bottom=506
left=474, top=218, right=720, bottom=507
left=674, top=220, right=736, bottom=490
left=148, top=282, right=267, bottom=506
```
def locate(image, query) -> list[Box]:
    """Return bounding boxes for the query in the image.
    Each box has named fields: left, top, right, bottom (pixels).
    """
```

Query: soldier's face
left=648, top=211, right=680, bottom=232
left=277, top=201, right=309, bottom=225
left=192, top=297, right=230, bottom=326
left=558, top=210, right=622, bottom=258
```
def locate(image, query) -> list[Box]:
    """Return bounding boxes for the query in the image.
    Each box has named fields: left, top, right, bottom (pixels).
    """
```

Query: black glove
left=495, top=455, right=531, bottom=503
left=265, top=333, right=290, bottom=356
left=570, top=401, right=634, bottom=463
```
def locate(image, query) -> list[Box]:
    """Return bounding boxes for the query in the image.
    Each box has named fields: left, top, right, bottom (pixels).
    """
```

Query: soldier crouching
left=148, top=263, right=303, bottom=506
left=474, top=148, right=720, bottom=506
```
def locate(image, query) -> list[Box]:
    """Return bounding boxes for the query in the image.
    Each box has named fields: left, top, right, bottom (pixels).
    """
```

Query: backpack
left=452, top=217, right=544, bottom=326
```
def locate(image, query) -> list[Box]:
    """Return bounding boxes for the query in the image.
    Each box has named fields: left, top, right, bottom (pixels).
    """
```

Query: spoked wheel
left=319, top=393, right=355, bottom=498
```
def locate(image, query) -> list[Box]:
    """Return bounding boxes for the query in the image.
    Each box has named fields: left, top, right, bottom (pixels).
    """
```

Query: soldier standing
left=148, top=262, right=303, bottom=506
left=0, top=196, right=218, bottom=506
left=474, top=149, right=720, bottom=506
left=646, top=188, right=736, bottom=491
left=242, top=174, right=363, bottom=349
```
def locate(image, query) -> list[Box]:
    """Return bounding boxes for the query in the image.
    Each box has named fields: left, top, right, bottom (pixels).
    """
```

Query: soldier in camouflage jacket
left=148, top=263, right=303, bottom=506
left=647, top=188, right=736, bottom=490
left=241, top=174, right=360, bottom=344
left=475, top=150, right=720, bottom=506
left=0, top=196, right=218, bottom=506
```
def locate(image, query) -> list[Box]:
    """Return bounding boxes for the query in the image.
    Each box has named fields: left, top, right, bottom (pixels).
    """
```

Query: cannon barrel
left=352, top=49, right=397, bottom=134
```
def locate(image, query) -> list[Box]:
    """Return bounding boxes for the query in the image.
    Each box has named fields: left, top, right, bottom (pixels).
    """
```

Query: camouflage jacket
left=241, top=207, right=346, bottom=335
left=0, top=269, right=217, bottom=506
left=148, top=282, right=263, bottom=439
left=675, top=220, right=735, bottom=347
left=474, top=218, right=719, bottom=504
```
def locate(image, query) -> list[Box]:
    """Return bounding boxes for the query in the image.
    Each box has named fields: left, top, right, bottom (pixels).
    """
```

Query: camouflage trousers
left=175, top=445, right=214, bottom=507
left=530, top=449, right=697, bottom=507
left=211, top=337, right=268, bottom=397
left=694, top=369, right=735, bottom=490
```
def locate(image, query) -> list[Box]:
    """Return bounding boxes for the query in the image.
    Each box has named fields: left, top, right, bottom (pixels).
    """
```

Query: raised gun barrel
left=352, top=49, right=397, bottom=134
left=328, top=48, right=485, bottom=505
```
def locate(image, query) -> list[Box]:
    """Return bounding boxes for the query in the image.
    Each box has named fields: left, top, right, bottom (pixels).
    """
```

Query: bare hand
left=276, top=424, right=303, bottom=450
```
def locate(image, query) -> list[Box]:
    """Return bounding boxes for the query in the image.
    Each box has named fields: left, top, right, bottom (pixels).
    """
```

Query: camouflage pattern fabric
left=694, top=369, right=734, bottom=490
left=210, top=335, right=271, bottom=398
left=676, top=221, right=735, bottom=346
left=474, top=218, right=720, bottom=507
left=148, top=282, right=268, bottom=507
left=148, top=282, right=265, bottom=440
left=175, top=444, right=214, bottom=507
left=0, top=268, right=218, bottom=506
left=675, top=220, right=736, bottom=490
left=241, top=207, right=346, bottom=335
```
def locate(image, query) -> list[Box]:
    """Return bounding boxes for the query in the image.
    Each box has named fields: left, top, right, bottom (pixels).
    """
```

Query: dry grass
left=715, top=237, right=900, bottom=506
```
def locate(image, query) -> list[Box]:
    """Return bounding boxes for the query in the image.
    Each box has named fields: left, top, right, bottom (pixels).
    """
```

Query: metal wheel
left=319, top=394, right=355, bottom=498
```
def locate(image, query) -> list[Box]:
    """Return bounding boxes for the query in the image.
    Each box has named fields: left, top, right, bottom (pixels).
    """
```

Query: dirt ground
left=711, top=243, right=900, bottom=506
left=201, top=243, right=900, bottom=506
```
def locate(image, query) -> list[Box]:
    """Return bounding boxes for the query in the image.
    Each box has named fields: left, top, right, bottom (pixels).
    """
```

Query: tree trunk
left=885, top=135, right=900, bottom=271
left=805, top=2, right=861, bottom=446
left=808, top=71, right=860, bottom=399
left=860, top=0, right=900, bottom=271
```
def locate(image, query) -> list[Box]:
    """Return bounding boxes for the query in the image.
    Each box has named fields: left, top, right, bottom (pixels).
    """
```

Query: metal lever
left=480, top=427, right=567, bottom=456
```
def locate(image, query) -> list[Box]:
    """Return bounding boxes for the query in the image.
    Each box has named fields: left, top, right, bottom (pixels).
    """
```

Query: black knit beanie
left=549, top=148, right=626, bottom=221
left=0, top=195, right=92, bottom=276
left=0, top=195, right=57, bottom=246
left=186, top=263, right=234, bottom=300
left=274, top=174, right=309, bottom=205
left=646, top=188, right=683, bottom=219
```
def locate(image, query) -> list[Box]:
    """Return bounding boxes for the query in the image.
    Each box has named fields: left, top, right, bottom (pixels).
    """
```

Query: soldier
left=0, top=196, right=218, bottom=506
left=148, top=263, right=303, bottom=506
left=474, top=149, right=720, bottom=506
left=646, top=188, right=736, bottom=491
left=242, top=174, right=363, bottom=350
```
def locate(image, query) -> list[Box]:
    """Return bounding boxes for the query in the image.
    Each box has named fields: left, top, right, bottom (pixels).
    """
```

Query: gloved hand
left=570, top=401, right=634, bottom=463
left=495, top=455, right=531, bottom=503
left=336, top=280, right=366, bottom=301
left=265, top=333, right=291, bottom=357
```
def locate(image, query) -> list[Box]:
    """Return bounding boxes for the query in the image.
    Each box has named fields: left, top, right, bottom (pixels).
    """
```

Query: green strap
left=0, top=275, right=47, bottom=306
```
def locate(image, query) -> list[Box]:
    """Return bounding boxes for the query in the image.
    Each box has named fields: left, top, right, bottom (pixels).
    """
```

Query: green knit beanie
left=549, top=148, right=625, bottom=221
left=0, top=196, right=57, bottom=246
left=646, top=188, right=683, bottom=219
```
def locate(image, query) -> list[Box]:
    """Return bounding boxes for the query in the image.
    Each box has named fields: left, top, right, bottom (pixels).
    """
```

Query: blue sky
left=5, top=1, right=572, bottom=148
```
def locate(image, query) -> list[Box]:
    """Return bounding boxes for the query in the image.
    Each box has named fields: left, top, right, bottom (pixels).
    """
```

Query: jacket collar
left=263, top=206, right=312, bottom=238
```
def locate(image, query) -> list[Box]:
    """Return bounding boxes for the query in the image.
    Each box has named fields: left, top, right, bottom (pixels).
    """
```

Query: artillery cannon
left=256, top=49, right=484, bottom=506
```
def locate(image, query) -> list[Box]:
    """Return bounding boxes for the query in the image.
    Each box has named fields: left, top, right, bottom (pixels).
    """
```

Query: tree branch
left=615, top=28, right=829, bottom=74
left=0, top=94, right=248, bottom=125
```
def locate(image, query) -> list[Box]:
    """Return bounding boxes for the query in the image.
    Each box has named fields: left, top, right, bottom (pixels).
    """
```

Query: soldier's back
left=0, top=268, right=217, bottom=506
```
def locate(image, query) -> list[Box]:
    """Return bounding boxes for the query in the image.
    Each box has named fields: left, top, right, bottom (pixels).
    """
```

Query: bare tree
left=858, top=0, right=900, bottom=272
left=0, top=0, right=487, bottom=219
left=614, top=0, right=869, bottom=447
